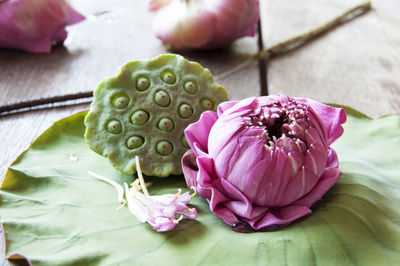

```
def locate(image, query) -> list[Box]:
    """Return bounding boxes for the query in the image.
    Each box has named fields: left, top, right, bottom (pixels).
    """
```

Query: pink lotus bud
left=149, top=0, right=259, bottom=50
left=0, top=0, right=85, bottom=53
left=182, top=94, right=346, bottom=232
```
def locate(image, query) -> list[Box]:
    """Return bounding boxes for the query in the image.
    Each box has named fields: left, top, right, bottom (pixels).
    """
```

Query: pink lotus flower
left=149, top=0, right=259, bottom=50
left=182, top=94, right=346, bottom=232
left=0, top=0, right=85, bottom=53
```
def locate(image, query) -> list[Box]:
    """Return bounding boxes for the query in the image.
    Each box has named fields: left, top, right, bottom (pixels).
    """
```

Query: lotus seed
left=154, top=90, right=171, bottom=107
left=178, top=103, right=193, bottom=118
left=161, top=71, right=176, bottom=84
left=156, top=140, right=173, bottom=156
left=131, top=110, right=149, bottom=125
left=107, top=120, right=122, bottom=134
left=126, top=136, right=144, bottom=149
left=136, top=76, right=150, bottom=91
left=200, top=98, right=214, bottom=110
left=113, top=95, right=129, bottom=108
left=184, top=81, right=197, bottom=94
left=158, top=118, right=174, bottom=132
left=181, top=135, right=190, bottom=148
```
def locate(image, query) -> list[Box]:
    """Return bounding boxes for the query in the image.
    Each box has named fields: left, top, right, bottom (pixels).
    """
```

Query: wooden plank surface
left=260, top=0, right=400, bottom=117
left=0, top=0, right=259, bottom=106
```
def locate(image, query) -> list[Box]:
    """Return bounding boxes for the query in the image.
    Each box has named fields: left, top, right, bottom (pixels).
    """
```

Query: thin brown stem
left=0, top=91, right=93, bottom=116
left=215, top=1, right=371, bottom=81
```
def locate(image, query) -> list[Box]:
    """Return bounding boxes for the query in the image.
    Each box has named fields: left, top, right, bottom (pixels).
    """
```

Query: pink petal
left=210, top=0, right=249, bottom=37
left=176, top=205, right=198, bottom=220
left=220, top=178, right=268, bottom=220
left=182, top=150, right=199, bottom=189
left=296, top=97, right=347, bottom=145
left=149, top=217, right=177, bottom=232
left=0, top=0, right=85, bottom=53
left=148, top=0, right=173, bottom=11
left=217, top=97, right=257, bottom=118
left=248, top=205, right=312, bottom=230
left=195, top=156, right=239, bottom=225
left=293, top=155, right=341, bottom=207
left=207, top=116, right=246, bottom=159
left=217, top=134, right=269, bottom=203
left=151, top=192, right=198, bottom=220
left=152, top=2, right=216, bottom=49
left=185, top=111, right=218, bottom=156
left=217, top=100, right=239, bottom=116
left=243, top=0, right=260, bottom=36
left=150, top=0, right=260, bottom=49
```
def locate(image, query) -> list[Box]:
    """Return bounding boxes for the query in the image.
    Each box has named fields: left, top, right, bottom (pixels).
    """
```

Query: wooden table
left=1, top=0, right=399, bottom=264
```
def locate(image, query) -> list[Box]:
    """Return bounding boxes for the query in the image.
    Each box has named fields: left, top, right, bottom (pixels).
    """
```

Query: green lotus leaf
left=0, top=107, right=399, bottom=265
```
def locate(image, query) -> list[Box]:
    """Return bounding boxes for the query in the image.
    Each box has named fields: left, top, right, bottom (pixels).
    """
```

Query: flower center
left=264, top=114, right=288, bottom=140
left=243, top=99, right=311, bottom=153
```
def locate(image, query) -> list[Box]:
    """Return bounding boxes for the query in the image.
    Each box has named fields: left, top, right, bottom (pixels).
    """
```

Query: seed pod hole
left=161, top=70, right=176, bottom=84
left=200, top=98, right=214, bottom=110
left=131, top=110, right=150, bottom=125
left=112, top=95, right=130, bottom=109
left=107, top=120, right=122, bottom=134
left=156, top=140, right=173, bottom=156
left=178, top=103, right=193, bottom=118
left=126, top=136, right=144, bottom=149
left=158, top=118, right=174, bottom=132
left=136, top=76, right=150, bottom=91
left=184, top=81, right=197, bottom=94
left=154, top=90, right=171, bottom=107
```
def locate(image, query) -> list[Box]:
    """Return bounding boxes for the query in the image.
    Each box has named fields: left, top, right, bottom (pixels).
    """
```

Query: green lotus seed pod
left=200, top=98, right=214, bottom=110
left=84, top=54, right=229, bottom=177
left=107, top=120, right=122, bottom=134
left=154, top=90, right=171, bottom=107
left=136, top=76, right=150, bottom=91
left=126, top=136, right=144, bottom=149
left=161, top=71, right=176, bottom=84
left=178, top=104, right=193, bottom=118
left=113, top=95, right=130, bottom=109
left=158, top=118, right=174, bottom=132
left=184, top=81, right=197, bottom=95
left=156, top=140, right=173, bottom=156
left=131, top=110, right=149, bottom=125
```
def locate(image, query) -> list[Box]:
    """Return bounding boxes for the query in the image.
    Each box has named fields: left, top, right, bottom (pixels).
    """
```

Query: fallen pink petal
left=124, top=183, right=198, bottom=232
left=89, top=156, right=198, bottom=233
left=182, top=94, right=346, bottom=232
left=0, top=0, right=85, bottom=53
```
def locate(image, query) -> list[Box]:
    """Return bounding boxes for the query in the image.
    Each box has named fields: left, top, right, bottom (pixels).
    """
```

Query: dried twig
left=215, top=1, right=371, bottom=81
left=0, top=91, right=93, bottom=117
